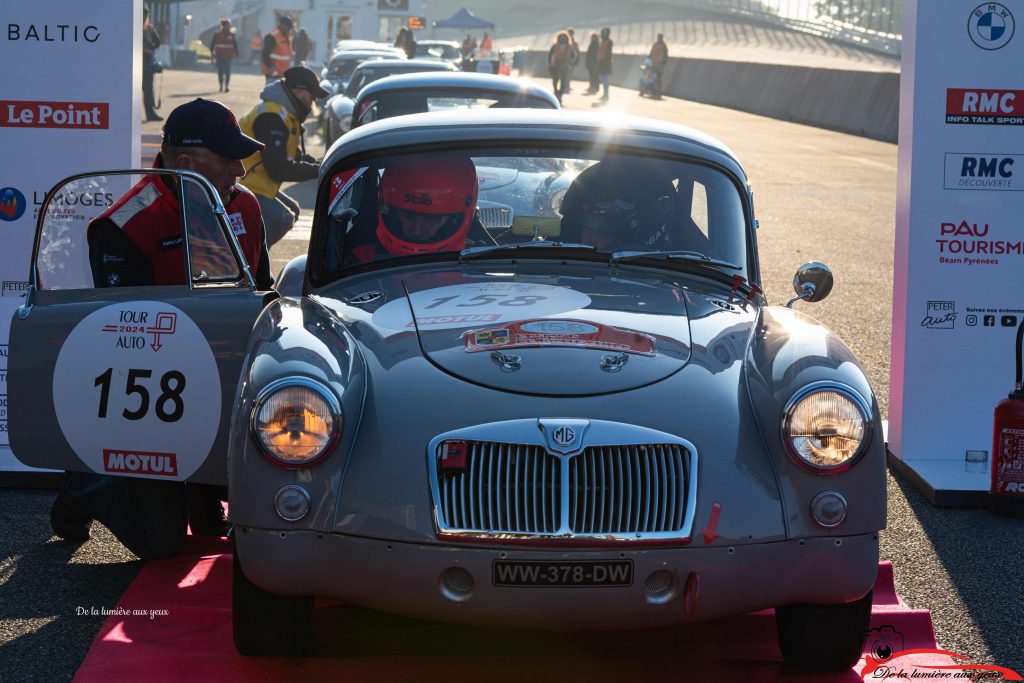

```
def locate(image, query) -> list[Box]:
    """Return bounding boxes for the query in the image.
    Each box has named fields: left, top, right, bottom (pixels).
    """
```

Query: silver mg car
left=10, top=110, right=885, bottom=670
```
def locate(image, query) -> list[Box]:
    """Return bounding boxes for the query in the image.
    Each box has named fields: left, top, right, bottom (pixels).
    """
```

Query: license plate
left=492, top=560, right=633, bottom=587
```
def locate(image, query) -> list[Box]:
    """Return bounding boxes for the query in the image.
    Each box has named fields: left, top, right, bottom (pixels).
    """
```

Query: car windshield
left=356, top=91, right=555, bottom=126
left=327, top=58, right=360, bottom=78
left=416, top=44, right=460, bottom=60
left=317, top=148, right=749, bottom=283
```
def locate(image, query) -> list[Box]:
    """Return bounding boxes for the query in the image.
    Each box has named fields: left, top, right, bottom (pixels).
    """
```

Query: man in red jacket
left=209, top=18, right=239, bottom=92
left=53, top=99, right=272, bottom=561
left=89, top=97, right=274, bottom=291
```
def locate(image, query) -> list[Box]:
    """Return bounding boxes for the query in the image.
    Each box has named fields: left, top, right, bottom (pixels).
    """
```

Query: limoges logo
left=969, top=3, right=1015, bottom=50
left=0, top=187, right=26, bottom=221
left=0, top=100, right=109, bottom=130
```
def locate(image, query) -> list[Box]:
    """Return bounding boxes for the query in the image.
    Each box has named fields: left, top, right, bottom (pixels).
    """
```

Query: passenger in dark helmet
left=559, top=159, right=678, bottom=251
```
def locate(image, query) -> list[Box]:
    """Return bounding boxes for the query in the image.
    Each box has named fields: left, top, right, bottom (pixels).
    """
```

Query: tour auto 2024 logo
left=860, top=625, right=1021, bottom=680
left=0, top=187, right=27, bottom=222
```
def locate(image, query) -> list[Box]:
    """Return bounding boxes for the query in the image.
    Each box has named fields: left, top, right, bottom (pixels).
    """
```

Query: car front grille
left=434, top=441, right=691, bottom=539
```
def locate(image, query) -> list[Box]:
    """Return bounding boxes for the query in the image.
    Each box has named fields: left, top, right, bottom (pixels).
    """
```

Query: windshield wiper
left=610, top=250, right=742, bottom=271
left=460, top=241, right=598, bottom=261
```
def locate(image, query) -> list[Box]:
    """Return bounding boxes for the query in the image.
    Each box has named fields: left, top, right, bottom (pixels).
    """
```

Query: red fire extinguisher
left=990, top=319, right=1024, bottom=517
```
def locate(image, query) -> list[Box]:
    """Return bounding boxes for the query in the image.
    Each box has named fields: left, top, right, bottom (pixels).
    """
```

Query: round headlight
left=782, top=384, right=869, bottom=472
left=251, top=379, right=340, bottom=467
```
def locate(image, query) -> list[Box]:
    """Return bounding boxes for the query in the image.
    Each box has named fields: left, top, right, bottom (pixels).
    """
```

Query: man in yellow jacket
left=239, top=66, right=328, bottom=245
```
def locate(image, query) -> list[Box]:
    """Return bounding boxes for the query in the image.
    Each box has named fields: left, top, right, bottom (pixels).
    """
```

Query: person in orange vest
left=249, top=31, right=262, bottom=65
left=548, top=31, right=572, bottom=105
left=209, top=18, right=239, bottom=92
left=261, top=14, right=294, bottom=82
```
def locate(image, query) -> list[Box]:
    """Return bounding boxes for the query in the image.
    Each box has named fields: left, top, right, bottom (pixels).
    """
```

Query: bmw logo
left=969, top=3, right=1015, bottom=50
left=0, top=187, right=27, bottom=222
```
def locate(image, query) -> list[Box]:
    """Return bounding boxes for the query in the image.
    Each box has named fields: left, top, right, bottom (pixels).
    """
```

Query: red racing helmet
left=376, top=157, right=478, bottom=256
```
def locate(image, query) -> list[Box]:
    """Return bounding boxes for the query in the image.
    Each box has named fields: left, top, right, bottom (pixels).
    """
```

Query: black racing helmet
left=560, top=159, right=675, bottom=248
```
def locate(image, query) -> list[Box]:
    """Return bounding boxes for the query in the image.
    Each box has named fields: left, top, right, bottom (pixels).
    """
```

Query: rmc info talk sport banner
left=890, top=0, right=1024, bottom=495
left=0, top=1, right=140, bottom=472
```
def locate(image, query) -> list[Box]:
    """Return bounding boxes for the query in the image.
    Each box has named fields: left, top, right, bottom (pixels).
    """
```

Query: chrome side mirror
left=787, top=262, right=833, bottom=307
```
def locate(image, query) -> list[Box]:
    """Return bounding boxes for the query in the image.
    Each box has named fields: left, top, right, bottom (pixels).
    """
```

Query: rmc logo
left=0, top=187, right=27, bottom=221
left=946, top=89, right=1024, bottom=125
left=944, top=153, right=1020, bottom=191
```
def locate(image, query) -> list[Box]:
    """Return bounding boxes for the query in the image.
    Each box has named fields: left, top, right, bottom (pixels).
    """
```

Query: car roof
left=323, top=109, right=745, bottom=180
left=329, top=50, right=404, bottom=62
left=353, top=58, right=457, bottom=73
left=353, top=72, right=559, bottom=106
left=417, top=40, right=460, bottom=47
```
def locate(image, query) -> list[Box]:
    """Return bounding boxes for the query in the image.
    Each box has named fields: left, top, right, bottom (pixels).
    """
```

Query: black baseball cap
left=283, top=66, right=330, bottom=99
left=162, top=98, right=264, bottom=160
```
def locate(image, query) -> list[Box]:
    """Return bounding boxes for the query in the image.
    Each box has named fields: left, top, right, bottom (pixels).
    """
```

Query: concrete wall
left=520, top=51, right=899, bottom=143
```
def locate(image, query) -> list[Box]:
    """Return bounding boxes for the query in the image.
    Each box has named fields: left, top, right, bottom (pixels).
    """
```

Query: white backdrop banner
left=0, top=0, right=140, bottom=471
left=891, top=0, right=1022, bottom=494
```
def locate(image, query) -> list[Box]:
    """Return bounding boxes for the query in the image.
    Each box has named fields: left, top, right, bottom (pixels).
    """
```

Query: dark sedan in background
left=321, top=58, right=458, bottom=146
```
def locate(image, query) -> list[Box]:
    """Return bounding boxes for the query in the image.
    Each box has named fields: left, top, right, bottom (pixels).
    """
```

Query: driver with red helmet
left=346, top=156, right=479, bottom=264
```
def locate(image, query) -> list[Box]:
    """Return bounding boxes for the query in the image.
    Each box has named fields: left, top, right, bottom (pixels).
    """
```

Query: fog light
left=810, top=491, right=847, bottom=528
left=274, top=485, right=310, bottom=522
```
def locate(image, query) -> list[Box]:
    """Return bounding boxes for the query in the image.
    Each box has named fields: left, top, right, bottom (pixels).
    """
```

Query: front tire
left=232, top=546, right=313, bottom=656
left=775, top=590, right=873, bottom=670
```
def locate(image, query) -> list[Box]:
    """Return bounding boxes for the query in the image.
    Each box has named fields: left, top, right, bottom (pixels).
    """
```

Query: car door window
left=35, top=171, right=244, bottom=291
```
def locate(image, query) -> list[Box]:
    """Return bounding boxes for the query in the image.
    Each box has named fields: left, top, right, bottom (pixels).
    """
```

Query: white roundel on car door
left=52, top=302, right=221, bottom=481
left=372, top=281, right=592, bottom=331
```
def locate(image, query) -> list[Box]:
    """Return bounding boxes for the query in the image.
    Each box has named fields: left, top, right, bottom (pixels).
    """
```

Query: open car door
left=8, top=170, right=269, bottom=485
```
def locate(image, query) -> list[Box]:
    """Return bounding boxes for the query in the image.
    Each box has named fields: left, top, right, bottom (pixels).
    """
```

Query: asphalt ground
left=1, top=62, right=1021, bottom=680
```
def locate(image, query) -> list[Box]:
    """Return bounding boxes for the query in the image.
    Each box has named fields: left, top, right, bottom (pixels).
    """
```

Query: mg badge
left=552, top=426, right=577, bottom=448
left=539, top=418, right=589, bottom=455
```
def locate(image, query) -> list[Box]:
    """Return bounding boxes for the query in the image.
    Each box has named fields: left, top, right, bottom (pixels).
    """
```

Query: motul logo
left=946, top=89, right=1024, bottom=125
left=103, top=449, right=178, bottom=476
left=0, top=100, right=109, bottom=129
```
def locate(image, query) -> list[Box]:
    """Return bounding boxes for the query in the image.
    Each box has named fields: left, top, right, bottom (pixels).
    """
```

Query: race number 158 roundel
left=52, top=302, right=222, bottom=481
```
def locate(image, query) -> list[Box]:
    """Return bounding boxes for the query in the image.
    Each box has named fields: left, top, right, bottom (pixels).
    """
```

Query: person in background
left=394, top=26, right=417, bottom=60
left=210, top=18, right=239, bottom=93
left=293, top=27, right=311, bottom=64
left=594, top=27, right=614, bottom=104
left=547, top=31, right=572, bottom=105
left=250, top=30, right=263, bottom=65
left=478, top=31, right=493, bottom=59
left=648, top=33, right=669, bottom=100
left=52, top=99, right=271, bottom=561
left=564, top=28, right=579, bottom=94
left=261, top=14, right=294, bottom=82
left=461, top=33, right=477, bottom=59
left=142, top=7, right=162, bottom=121
left=239, top=66, right=328, bottom=245
left=584, top=32, right=600, bottom=95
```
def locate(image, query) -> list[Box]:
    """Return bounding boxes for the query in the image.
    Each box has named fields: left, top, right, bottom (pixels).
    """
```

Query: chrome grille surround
left=428, top=419, right=698, bottom=542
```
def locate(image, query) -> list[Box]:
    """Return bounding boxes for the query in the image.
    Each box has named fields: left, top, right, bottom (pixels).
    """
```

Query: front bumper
left=235, top=529, right=878, bottom=629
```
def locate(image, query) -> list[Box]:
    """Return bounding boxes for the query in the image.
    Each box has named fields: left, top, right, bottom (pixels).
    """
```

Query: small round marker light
left=810, top=491, right=848, bottom=528
left=274, top=485, right=310, bottom=522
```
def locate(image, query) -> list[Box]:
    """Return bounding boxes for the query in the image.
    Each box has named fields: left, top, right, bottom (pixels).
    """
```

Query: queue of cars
left=10, top=46, right=886, bottom=672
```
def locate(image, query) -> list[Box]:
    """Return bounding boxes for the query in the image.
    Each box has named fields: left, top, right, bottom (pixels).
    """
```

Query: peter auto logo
left=946, top=89, right=1024, bottom=125
left=943, top=153, right=1019, bottom=190
left=969, top=3, right=1015, bottom=50
left=0, top=187, right=27, bottom=221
